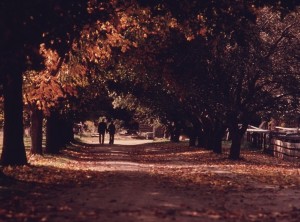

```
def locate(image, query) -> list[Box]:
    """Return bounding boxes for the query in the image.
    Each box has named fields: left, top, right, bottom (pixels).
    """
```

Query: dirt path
left=1, top=139, right=300, bottom=221
left=31, top=172, right=300, bottom=222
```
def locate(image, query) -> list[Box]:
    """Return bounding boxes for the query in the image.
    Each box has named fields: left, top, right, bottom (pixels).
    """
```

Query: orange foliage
left=24, top=0, right=209, bottom=115
left=24, top=45, right=87, bottom=115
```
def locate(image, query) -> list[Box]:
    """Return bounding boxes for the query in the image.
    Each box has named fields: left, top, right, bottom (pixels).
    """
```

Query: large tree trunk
left=229, top=131, right=242, bottom=160
left=64, top=120, right=75, bottom=144
left=45, top=112, right=73, bottom=154
left=228, top=114, right=248, bottom=160
left=213, top=137, right=223, bottom=154
left=197, top=129, right=205, bottom=148
left=30, top=105, right=43, bottom=155
left=0, top=73, right=27, bottom=166
left=212, top=120, right=226, bottom=154
left=59, top=119, right=74, bottom=145
left=45, top=111, right=61, bottom=154
left=188, top=117, right=201, bottom=147
left=212, top=131, right=224, bottom=154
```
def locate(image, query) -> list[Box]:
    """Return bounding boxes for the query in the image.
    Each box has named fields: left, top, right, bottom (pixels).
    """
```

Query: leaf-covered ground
left=1, top=138, right=300, bottom=222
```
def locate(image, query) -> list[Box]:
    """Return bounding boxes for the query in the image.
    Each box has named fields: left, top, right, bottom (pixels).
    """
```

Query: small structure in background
left=138, top=124, right=154, bottom=139
left=138, top=124, right=166, bottom=140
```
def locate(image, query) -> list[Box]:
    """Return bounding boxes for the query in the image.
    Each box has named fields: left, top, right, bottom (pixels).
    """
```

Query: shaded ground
left=1, top=137, right=300, bottom=221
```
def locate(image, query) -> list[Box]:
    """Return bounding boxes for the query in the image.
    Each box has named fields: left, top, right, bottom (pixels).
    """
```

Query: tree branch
left=264, top=23, right=296, bottom=59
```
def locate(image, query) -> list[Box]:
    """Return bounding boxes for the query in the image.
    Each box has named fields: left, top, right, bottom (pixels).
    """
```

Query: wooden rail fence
left=267, top=135, right=300, bottom=161
left=245, top=125, right=300, bottom=161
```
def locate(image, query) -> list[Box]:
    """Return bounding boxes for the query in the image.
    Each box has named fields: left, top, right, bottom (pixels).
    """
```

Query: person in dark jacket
left=107, top=121, right=116, bottom=145
left=98, top=119, right=107, bottom=144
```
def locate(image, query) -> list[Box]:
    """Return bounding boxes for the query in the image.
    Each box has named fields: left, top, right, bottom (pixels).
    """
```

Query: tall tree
left=115, top=0, right=300, bottom=159
left=0, top=0, right=92, bottom=165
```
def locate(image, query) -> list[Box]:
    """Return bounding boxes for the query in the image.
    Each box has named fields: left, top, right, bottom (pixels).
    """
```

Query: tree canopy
left=0, top=0, right=300, bottom=165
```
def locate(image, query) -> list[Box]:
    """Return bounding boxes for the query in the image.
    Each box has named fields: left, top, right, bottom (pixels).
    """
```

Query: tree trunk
left=60, top=119, right=74, bottom=145
left=203, top=130, right=211, bottom=149
left=197, top=129, right=205, bottom=148
left=212, top=120, right=226, bottom=154
left=171, top=133, right=180, bottom=142
left=200, top=116, right=212, bottom=149
left=0, top=73, right=27, bottom=166
left=229, top=131, right=242, bottom=160
left=45, top=111, right=61, bottom=154
left=188, top=126, right=196, bottom=147
left=45, top=112, right=73, bottom=154
left=65, top=121, right=75, bottom=143
left=30, top=105, right=43, bottom=155
left=212, top=132, right=223, bottom=154
left=228, top=112, right=240, bottom=160
left=170, top=122, right=180, bottom=142
left=228, top=114, right=248, bottom=160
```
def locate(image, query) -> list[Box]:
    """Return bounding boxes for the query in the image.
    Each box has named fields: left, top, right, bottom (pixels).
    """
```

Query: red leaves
left=3, top=155, right=97, bottom=186
left=23, top=44, right=90, bottom=114
left=4, top=141, right=299, bottom=191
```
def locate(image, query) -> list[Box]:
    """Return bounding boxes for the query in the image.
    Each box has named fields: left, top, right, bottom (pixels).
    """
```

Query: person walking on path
left=107, top=120, right=116, bottom=145
left=98, top=119, right=107, bottom=144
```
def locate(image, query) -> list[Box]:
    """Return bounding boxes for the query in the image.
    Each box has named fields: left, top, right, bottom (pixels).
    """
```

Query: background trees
left=0, top=0, right=299, bottom=165
left=143, top=1, right=300, bottom=159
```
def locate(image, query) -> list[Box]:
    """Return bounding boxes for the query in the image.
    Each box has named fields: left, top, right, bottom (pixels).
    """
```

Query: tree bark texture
left=0, top=73, right=27, bottom=166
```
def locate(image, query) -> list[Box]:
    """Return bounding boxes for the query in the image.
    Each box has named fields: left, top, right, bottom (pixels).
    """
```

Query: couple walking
left=98, top=119, right=116, bottom=145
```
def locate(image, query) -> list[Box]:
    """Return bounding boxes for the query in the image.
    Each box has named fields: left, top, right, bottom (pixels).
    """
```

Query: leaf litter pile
left=1, top=140, right=300, bottom=222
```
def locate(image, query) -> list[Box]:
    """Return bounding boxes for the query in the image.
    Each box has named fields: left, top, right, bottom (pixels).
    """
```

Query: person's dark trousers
left=99, top=133, right=105, bottom=144
left=109, top=134, right=114, bottom=145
